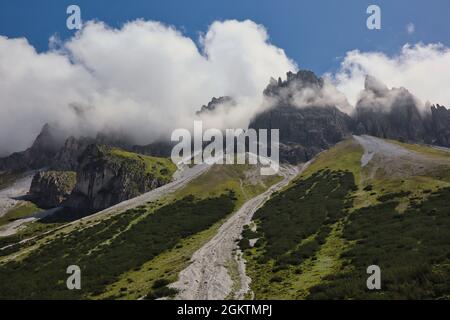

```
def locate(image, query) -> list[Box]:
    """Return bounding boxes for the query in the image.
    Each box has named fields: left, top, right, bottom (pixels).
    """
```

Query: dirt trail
left=171, top=165, right=300, bottom=300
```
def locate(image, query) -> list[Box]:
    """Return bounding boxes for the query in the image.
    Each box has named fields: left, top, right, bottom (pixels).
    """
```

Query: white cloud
left=0, top=19, right=296, bottom=156
left=332, top=43, right=450, bottom=109
left=3, top=18, right=449, bottom=157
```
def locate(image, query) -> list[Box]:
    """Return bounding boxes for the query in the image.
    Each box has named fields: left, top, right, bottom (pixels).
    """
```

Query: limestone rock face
left=64, top=144, right=174, bottom=211
left=29, top=171, right=76, bottom=208
left=196, top=96, right=236, bottom=115
left=353, top=76, right=427, bottom=142
left=53, top=136, right=96, bottom=171
left=0, top=124, right=66, bottom=171
left=426, top=104, right=450, bottom=146
left=354, top=76, right=450, bottom=146
left=250, top=105, right=354, bottom=163
left=249, top=70, right=354, bottom=163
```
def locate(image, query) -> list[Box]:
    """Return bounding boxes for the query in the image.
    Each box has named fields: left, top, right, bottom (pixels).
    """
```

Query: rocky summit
left=196, top=96, right=236, bottom=115
left=250, top=71, right=450, bottom=163
left=0, top=123, right=66, bottom=172
left=352, top=75, right=450, bottom=145
left=250, top=70, right=354, bottom=163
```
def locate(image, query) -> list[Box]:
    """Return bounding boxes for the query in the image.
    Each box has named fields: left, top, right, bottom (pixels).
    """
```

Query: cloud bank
left=332, top=43, right=450, bottom=109
left=2, top=18, right=450, bottom=157
left=0, top=19, right=296, bottom=156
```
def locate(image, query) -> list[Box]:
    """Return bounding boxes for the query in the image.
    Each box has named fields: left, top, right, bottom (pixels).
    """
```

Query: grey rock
left=0, top=123, right=66, bottom=171
left=29, top=170, right=76, bottom=208
left=196, top=96, right=236, bottom=115
left=64, top=144, right=172, bottom=211
left=354, top=75, right=450, bottom=146
left=250, top=70, right=354, bottom=163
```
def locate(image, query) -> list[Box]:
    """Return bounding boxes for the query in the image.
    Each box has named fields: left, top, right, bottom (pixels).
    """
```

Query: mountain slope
left=1, top=137, right=449, bottom=300
left=0, top=162, right=284, bottom=299
left=240, top=136, right=450, bottom=299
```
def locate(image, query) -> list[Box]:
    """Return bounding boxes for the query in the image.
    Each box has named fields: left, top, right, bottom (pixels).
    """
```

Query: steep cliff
left=0, top=124, right=66, bottom=171
left=354, top=76, right=450, bottom=146
left=64, top=145, right=176, bottom=211
left=196, top=96, right=236, bottom=115
left=249, top=70, right=354, bottom=163
left=29, top=171, right=77, bottom=208
left=52, top=136, right=96, bottom=171
left=353, top=76, right=427, bottom=142
left=425, top=104, right=450, bottom=146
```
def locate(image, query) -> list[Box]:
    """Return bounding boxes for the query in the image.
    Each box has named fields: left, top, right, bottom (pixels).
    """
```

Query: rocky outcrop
left=250, top=105, right=354, bottom=163
left=263, top=70, right=324, bottom=100
left=354, top=76, right=450, bottom=146
left=196, top=96, right=236, bottom=115
left=52, top=136, right=96, bottom=171
left=64, top=144, right=175, bottom=211
left=250, top=72, right=450, bottom=164
left=29, top=171, right=76, bottom=208
left=0, top=124, right=67, bottom=171
left=353, top=76, right=427, bottom=142
left=249, top=70, right=354, bottom=163
left=425, top=104, right=450, bottom=146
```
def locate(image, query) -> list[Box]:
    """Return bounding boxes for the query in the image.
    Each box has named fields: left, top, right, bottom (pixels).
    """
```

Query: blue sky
left=1, top=0, right=449, bottom=74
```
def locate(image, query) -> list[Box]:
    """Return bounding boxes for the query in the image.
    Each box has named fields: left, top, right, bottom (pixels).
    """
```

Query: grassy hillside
left=0, top=193, right=237, bottom=299
left=3, top=137, right=447, bottom=300
left=94, top=163, right=283, bottom=299
left=241, top=137, right=450, bottom=299
left=0, top=163, right=282, bottom=299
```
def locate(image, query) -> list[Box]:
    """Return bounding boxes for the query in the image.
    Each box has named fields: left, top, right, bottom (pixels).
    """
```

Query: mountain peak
left=264, top=70, right=323, bottom=97
left=364, top=75, right=389, bottom=96
left=196, top=96, right=236, bottom=115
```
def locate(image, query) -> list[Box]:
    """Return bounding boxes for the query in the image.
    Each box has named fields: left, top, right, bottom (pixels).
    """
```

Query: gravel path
left=170, top=165, right=300, bottom=300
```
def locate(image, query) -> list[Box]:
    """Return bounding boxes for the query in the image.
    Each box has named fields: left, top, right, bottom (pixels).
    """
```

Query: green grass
left=92, top=163, right=283, bottom=299
left=308, top=187, right=450, bottom=299
left=0, top=202, right=41, bottom=228
left=387, top=139, right=450, bottom=159
left=94, top=215, right=230, bottom=300
left=0, top=193, right=236, bottom=299
left=110, top=148, right=176, bottom=181
left=175, top=164, right=283, bottom=206
left=0, top=162, right=284, bottom=300
left=299, top=139, right=363, bottom=184
left=242, top=169, right=357, bottom=299
left=243, top=137, right=450, bottom=299
left=7, top=136, right=449, bottom=300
